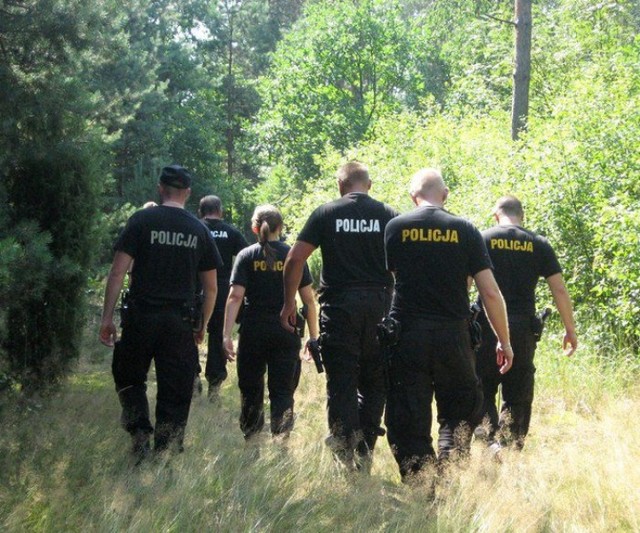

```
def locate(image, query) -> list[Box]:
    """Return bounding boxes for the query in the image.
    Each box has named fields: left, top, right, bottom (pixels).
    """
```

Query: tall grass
left=1, top=329, right=638, bottom=532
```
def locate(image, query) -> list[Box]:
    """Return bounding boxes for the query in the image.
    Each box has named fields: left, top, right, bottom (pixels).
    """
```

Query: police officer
left=281, top=161, right=398, bottom=472
left=197, top=195, right=248, bottom=400
left=223, top=205, right=318, bottom=440
left=475, top=195, right=577, bottom=449
left=383, top=168, right=513, bottom=482
left=99, top=165, right=222, bottom=462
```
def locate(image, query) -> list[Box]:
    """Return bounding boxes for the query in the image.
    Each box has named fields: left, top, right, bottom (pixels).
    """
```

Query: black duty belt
left=133, top=300, right=191, bottom=312
left=397, top=316, right=468, bottom=331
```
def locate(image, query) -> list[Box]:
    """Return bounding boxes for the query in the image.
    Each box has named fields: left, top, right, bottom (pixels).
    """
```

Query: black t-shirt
left=115, top=205, right=222, bottom=306
left=202, top=218, right=249, bottom=282
left=385, top=205, right=492, bottom=320
left=231, top=240, right=313, bottom=318
left=297, top=192, right=398, bottom=296
left=480, top=224, right=562, bottom=316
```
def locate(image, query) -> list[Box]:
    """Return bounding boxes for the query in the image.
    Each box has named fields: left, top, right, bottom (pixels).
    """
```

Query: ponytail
left=252, top=204, right=283, bottom=271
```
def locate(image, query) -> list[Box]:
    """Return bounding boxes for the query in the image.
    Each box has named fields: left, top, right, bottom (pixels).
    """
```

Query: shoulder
left=226, top=221, right=244, bottom=234
left=533, top=231, right=555, bottom=250
left=385, top=211, right=412, bottom=232
left=311, top=198, right=344, bottom=217
left=163, top=207, right=203, bottom=226
left=234, top=243, right=258, bottom=263
left=443, top=212, right=483, bottom=240
left=481, top=224, right=504, bottom=239
left=239, top=242, right=260, bottom=256
left=366, top=195, right=399, bottom=216
left=448, top=211, right=479, bottom=231
left=128, top=207, right=154, bottom=224
left=217, top=219, right=239, bottom=231
left=391, top=209, right=415, bottom=223
left=272, top=240, right=292, bottom=255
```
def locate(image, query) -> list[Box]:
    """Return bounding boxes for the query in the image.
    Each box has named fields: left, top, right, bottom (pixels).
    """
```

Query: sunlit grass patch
left=1, top=329, right=639, bottom=531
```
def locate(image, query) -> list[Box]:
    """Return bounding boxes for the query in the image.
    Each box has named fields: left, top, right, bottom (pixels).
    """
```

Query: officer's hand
left=301, top=338, right=314, bottom=361
left=279, top=301, right=296, bottom=333
left=193, top=328, right=205, bottom=345
left=99, top=321, right=117, bottom=347
left=223, top=336, right=236, bottom=362
left=496, top=342, right=513, bottom=374
left=563, top=330, right=578, bottom=357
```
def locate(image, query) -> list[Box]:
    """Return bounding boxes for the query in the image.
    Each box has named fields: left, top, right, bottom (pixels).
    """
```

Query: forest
left=1, top=1, right=639, bottom=530
left=2, top=0, right=639, bottom=391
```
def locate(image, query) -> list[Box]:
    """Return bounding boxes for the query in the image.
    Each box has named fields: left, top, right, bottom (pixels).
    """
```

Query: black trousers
left=476, top=314, right=536, bottom=448
left=385, top=318, right=483, bottom=479
left=319, top=288, right=389, bottom=458
left=236, top=316, right=301, bottom=438
left=112, top=305, right=198, bottom=451
left=205, top=304, right=227, bottom=386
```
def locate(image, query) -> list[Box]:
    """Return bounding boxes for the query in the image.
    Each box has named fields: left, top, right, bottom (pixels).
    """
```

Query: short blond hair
left=336, top=161, right=370, bottom=188
left=494, top=195, right=524, bottom=219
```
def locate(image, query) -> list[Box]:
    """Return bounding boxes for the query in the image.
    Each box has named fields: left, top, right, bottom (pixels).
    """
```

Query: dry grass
left=0, top=332, right=638, bottom=532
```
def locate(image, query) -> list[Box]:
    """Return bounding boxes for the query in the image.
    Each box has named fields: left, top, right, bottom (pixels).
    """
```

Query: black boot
left=131, top=430, right=151, bottom=466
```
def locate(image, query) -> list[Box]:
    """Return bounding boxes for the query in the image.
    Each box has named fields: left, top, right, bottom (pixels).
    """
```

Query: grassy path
left=1, top=332, right=639, bottom=531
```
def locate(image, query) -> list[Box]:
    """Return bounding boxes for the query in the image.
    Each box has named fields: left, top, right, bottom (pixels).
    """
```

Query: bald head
left=409, top=168, right=448, bottom=206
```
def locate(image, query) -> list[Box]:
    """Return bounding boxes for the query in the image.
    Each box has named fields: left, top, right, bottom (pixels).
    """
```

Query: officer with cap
left=99, top=164, right=222, bottom=462
left=197, top=195, right=248, bottom=400
left=475, top=195, right=577, bottom=450
left=383, top=168, right=513, bottom=482
left=281, top=161, right=398, bottom=472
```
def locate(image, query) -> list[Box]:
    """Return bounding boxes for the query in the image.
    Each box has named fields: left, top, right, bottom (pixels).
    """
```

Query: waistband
left=395, top=315, right=468, bottom=331
left=319, top=284, right=389, bottom=300
left=132, top=299, right=192, bottom=311
left=479, top=311, right=532, bottom=324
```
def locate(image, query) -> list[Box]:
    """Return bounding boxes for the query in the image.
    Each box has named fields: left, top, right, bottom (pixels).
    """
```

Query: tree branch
left=478, top=13, right=516, bottom=27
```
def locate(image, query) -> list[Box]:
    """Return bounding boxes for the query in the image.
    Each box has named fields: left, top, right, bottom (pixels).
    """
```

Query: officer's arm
left=281, top=241, right=316, bottom=332
left=474, top=268, right=513, bottom=374
left=222, top=284, right=246, bottom=361
left=197, top=269, right=218, bottom=344
left=546, top=273, right=578, bottom=356
left=299, top=284, right=319, bottom=339
left=99, top=251, right=133, bottom=347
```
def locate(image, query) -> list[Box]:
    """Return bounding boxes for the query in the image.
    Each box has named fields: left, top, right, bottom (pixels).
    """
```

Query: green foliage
left=254, top=0, right=440, bottom=185
left=3, top=141, right=104, bottom=392
left=2, top=0, right=640, bottom=363
left=268, top=0, right=640, bottom=350
left=0, top=0, right=107, bottom=392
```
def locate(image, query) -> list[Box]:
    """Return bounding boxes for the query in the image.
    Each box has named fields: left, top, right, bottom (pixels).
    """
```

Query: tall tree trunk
left=511, top=0, right=532, bottom=140
left=226, top=13, right=235, bottom=181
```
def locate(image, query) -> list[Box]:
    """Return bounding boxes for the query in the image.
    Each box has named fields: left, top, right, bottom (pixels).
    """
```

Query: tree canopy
left=1, top=0, right=639, bottom=390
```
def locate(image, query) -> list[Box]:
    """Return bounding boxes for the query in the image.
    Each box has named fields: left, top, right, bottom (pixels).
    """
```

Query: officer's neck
left=497, top=214, right=522, bottom=226
left=162, top=200, right=184, bottom=209
left=415, top=198, right=444, bottom=208
left=204, top=214, right=222, bottom=220
left=339, top=182, right=370, bottom=196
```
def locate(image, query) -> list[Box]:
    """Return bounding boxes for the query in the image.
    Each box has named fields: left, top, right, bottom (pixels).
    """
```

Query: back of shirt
left=297, top=192, right=398, bottom=297
left=203, top=218, right=249, bottom=283
left=481, top=224, right=561, bottom=316
left=385, top=206, right=492, bottom=320
left=116, top=206, right=222, bottom=306
left=231, top=241, right=313, bottom=318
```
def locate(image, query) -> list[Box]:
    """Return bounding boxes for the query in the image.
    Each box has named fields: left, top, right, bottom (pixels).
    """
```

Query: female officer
left=223, top=205, right=318, bottom=439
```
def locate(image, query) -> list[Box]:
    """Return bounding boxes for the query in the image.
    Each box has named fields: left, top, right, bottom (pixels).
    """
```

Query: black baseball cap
left=159, top=165, right=192, bottom=189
